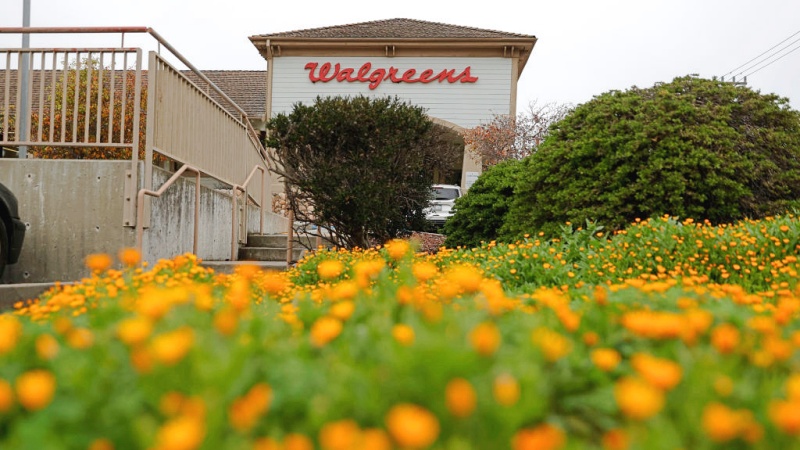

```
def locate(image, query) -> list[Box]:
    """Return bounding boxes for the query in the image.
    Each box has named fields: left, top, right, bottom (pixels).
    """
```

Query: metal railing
left=1, top=27, right=273, bottom=261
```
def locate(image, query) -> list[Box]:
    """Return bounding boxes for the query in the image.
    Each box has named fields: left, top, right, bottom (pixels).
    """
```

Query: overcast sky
left=3, top=0, right=799, bottom=112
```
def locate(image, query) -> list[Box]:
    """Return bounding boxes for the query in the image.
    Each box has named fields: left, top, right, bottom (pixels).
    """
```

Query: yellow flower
left=787, top=373, right=800, bottom=401
left=330, top=281, right=359, bottom=302
left=385, top=403, right=440, bottom=449
left=631, top=353, right=682, bottom=391
left=469, top=322, right=501, bottom=357
left=512, top=423, right=565, bottom=450
left=0, top=314, right=22, bottom=354
left=317, top=260, right=344, bottom=280
left=151, top=327, right=194, bottom=366
left=310, top=317, right=343, bottom=347
left=385, top=239, right=411, bottom=260
left=15, top=369, right=56, bottom=411
left=154, top=415, right=205, bottom=450
left=360, top=428, right=391, bottom=450
left=493, top=373, right=520, bottom=407
left=591, top=348, right=621, bottom=372
left=445, top=264, right=483, bottom=294
left=392, top=324, right=415, bottom=346
left=116, top=316, right=154, bottom=346
left=252, top=437, right=281, bottom=450
left=445, top=378, right=477, bottom=418
left=614, top=376, right=664, bottom=420
left=85, top=253, right=113, bottom=272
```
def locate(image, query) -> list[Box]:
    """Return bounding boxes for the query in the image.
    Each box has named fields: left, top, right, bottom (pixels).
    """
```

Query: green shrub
left=443, top=159, right=522, bottom=248
left=502, top=76, right=800, bottom=239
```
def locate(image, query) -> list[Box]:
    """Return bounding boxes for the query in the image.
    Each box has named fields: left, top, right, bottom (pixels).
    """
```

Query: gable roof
left=252, top=18, right=535, bottom=40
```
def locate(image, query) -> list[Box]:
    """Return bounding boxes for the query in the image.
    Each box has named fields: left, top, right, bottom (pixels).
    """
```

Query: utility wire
left=743, top=42, right=800, bottom=78
left=723, top=29, right=800, bottom=77
left=733, top=36, right=800, bottom=78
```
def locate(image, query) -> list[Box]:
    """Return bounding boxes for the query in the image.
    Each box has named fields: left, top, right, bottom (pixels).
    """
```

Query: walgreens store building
left=249, top=18, right=537, bottom=192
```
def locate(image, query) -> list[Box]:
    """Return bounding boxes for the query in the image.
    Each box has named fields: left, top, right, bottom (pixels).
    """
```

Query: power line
left=743, top=42, right=800, bottom=78
left=733, top=36, right=800, bottom=78
left=723, top=29, right=800, bottom=77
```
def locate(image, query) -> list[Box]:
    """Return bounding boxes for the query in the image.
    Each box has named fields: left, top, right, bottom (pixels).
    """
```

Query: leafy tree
left=443, top=159, right=523, bottom=248
left=462, top=100, right=571, bottom=169
left=1, top=59, right=147, bottom=160
left=502, top=76, right=800, bottom=239
left=266, top=95, right=462, bottom=249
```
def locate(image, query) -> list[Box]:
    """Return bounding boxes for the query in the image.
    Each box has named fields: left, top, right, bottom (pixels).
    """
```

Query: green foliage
left=502, top=76, right=800, bottom=239
left=266, top=95, right=462, bottom=249
left=443, top=159, right=523, bottom=248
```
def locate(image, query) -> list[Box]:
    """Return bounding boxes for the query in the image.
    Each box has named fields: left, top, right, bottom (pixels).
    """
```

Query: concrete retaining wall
left=0, top=160, right=287, bottom=285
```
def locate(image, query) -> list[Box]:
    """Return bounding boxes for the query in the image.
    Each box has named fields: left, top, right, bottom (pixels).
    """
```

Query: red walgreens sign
left=304, top=62, right=479, bottom=90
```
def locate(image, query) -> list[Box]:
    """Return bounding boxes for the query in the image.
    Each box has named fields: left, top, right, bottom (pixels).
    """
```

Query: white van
left=424, top=184, right=462, bottom=226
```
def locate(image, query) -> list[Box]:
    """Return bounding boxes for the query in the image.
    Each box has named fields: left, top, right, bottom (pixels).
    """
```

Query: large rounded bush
left=444, top=159, right=522, bottom=248
left=502, top=76, right=800, bottom=238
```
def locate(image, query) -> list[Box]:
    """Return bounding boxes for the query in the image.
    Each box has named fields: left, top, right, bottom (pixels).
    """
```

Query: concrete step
left=238, top=246, right=305, bottom=262
left=200, top=260, right=290, bottom=275
left=245, top=233, right=329, bottom=249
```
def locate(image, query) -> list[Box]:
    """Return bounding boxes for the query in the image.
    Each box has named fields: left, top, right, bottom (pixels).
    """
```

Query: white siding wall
left=271, top=57, right=511, bottom=129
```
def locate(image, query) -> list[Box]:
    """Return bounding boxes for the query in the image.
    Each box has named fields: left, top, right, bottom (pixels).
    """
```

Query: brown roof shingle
left=252, top=18, right=535, bottom=40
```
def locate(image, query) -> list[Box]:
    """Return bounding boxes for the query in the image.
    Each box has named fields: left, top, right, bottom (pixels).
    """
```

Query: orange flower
left=710, top=324, right=740, bottom=354
left=118, top=247, right=141, bottom=266
left=493, top=373, right=520, bottom=407
left=412, top=261, right=439, bottom=283
left=787, top=373, right=800, bottom=401
left=445, top=265, right=483, bottom=294
left=591, top=348, right=621, bottom=371
left=532, top=328, right=572, bottom=362
left=213, top=308, right=239, bottom=337
left=317, top=260, right=344, bottom=280
left=67, top=327, right=95, bottom=349
left=392, top=324, right=415, bottom=346
left=130, top=347, right=154, bottom=374
left=151, top=327, right=194, bottom=366
left=310, top=317, right=343, bottom=347
left=445, top=378, right=477, bottom=418
left=385, top=403, right=439, bottom=449
left=15, top=369, right=56, bottom=411
left=87, top=438, right=114, bottom=450
left=601, top=429, right=628, bottom=450
left=613, top=376, right=664, bottom=420
left=154, top=415, right=206, bottom=450
left=229, top=383, right=272, bottom=432
left=117, top=316, right=153, bottom=346
left=282, top=433, right=314, bottom=450
left=385, top=239, right=411, bottom=260
left=769, top=399, right=800, bottom=435
left=360, top=428, right=391, bottom=450
left=329, top=300, right=356, bottom=321
left=253, top=437, right=281, bottom=450
left=631, top=353, right=682, bottom=391
left=0, top=379, right=13, bottom=412
left=701, top=402, right=745, bottom=443
left=319, top=419, right=361, bottom=450
left=35, top=334, right=60, bottom=360
left=512, top=423, right=565, bottom=450
left=469, top=322, right=501, bottom=357
left=0, top=314, right=22, bottom=354
left=582, top=331, right=599, bottom=346
left=85, top=253, right=113, bottom=272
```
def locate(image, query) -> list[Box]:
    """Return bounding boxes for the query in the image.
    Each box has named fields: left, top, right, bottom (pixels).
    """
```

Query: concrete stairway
left=200, top=233, right=319, bottom=274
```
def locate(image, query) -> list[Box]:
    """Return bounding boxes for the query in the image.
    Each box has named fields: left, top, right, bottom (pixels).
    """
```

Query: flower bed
left=1, top=214, right=799, bottom=449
